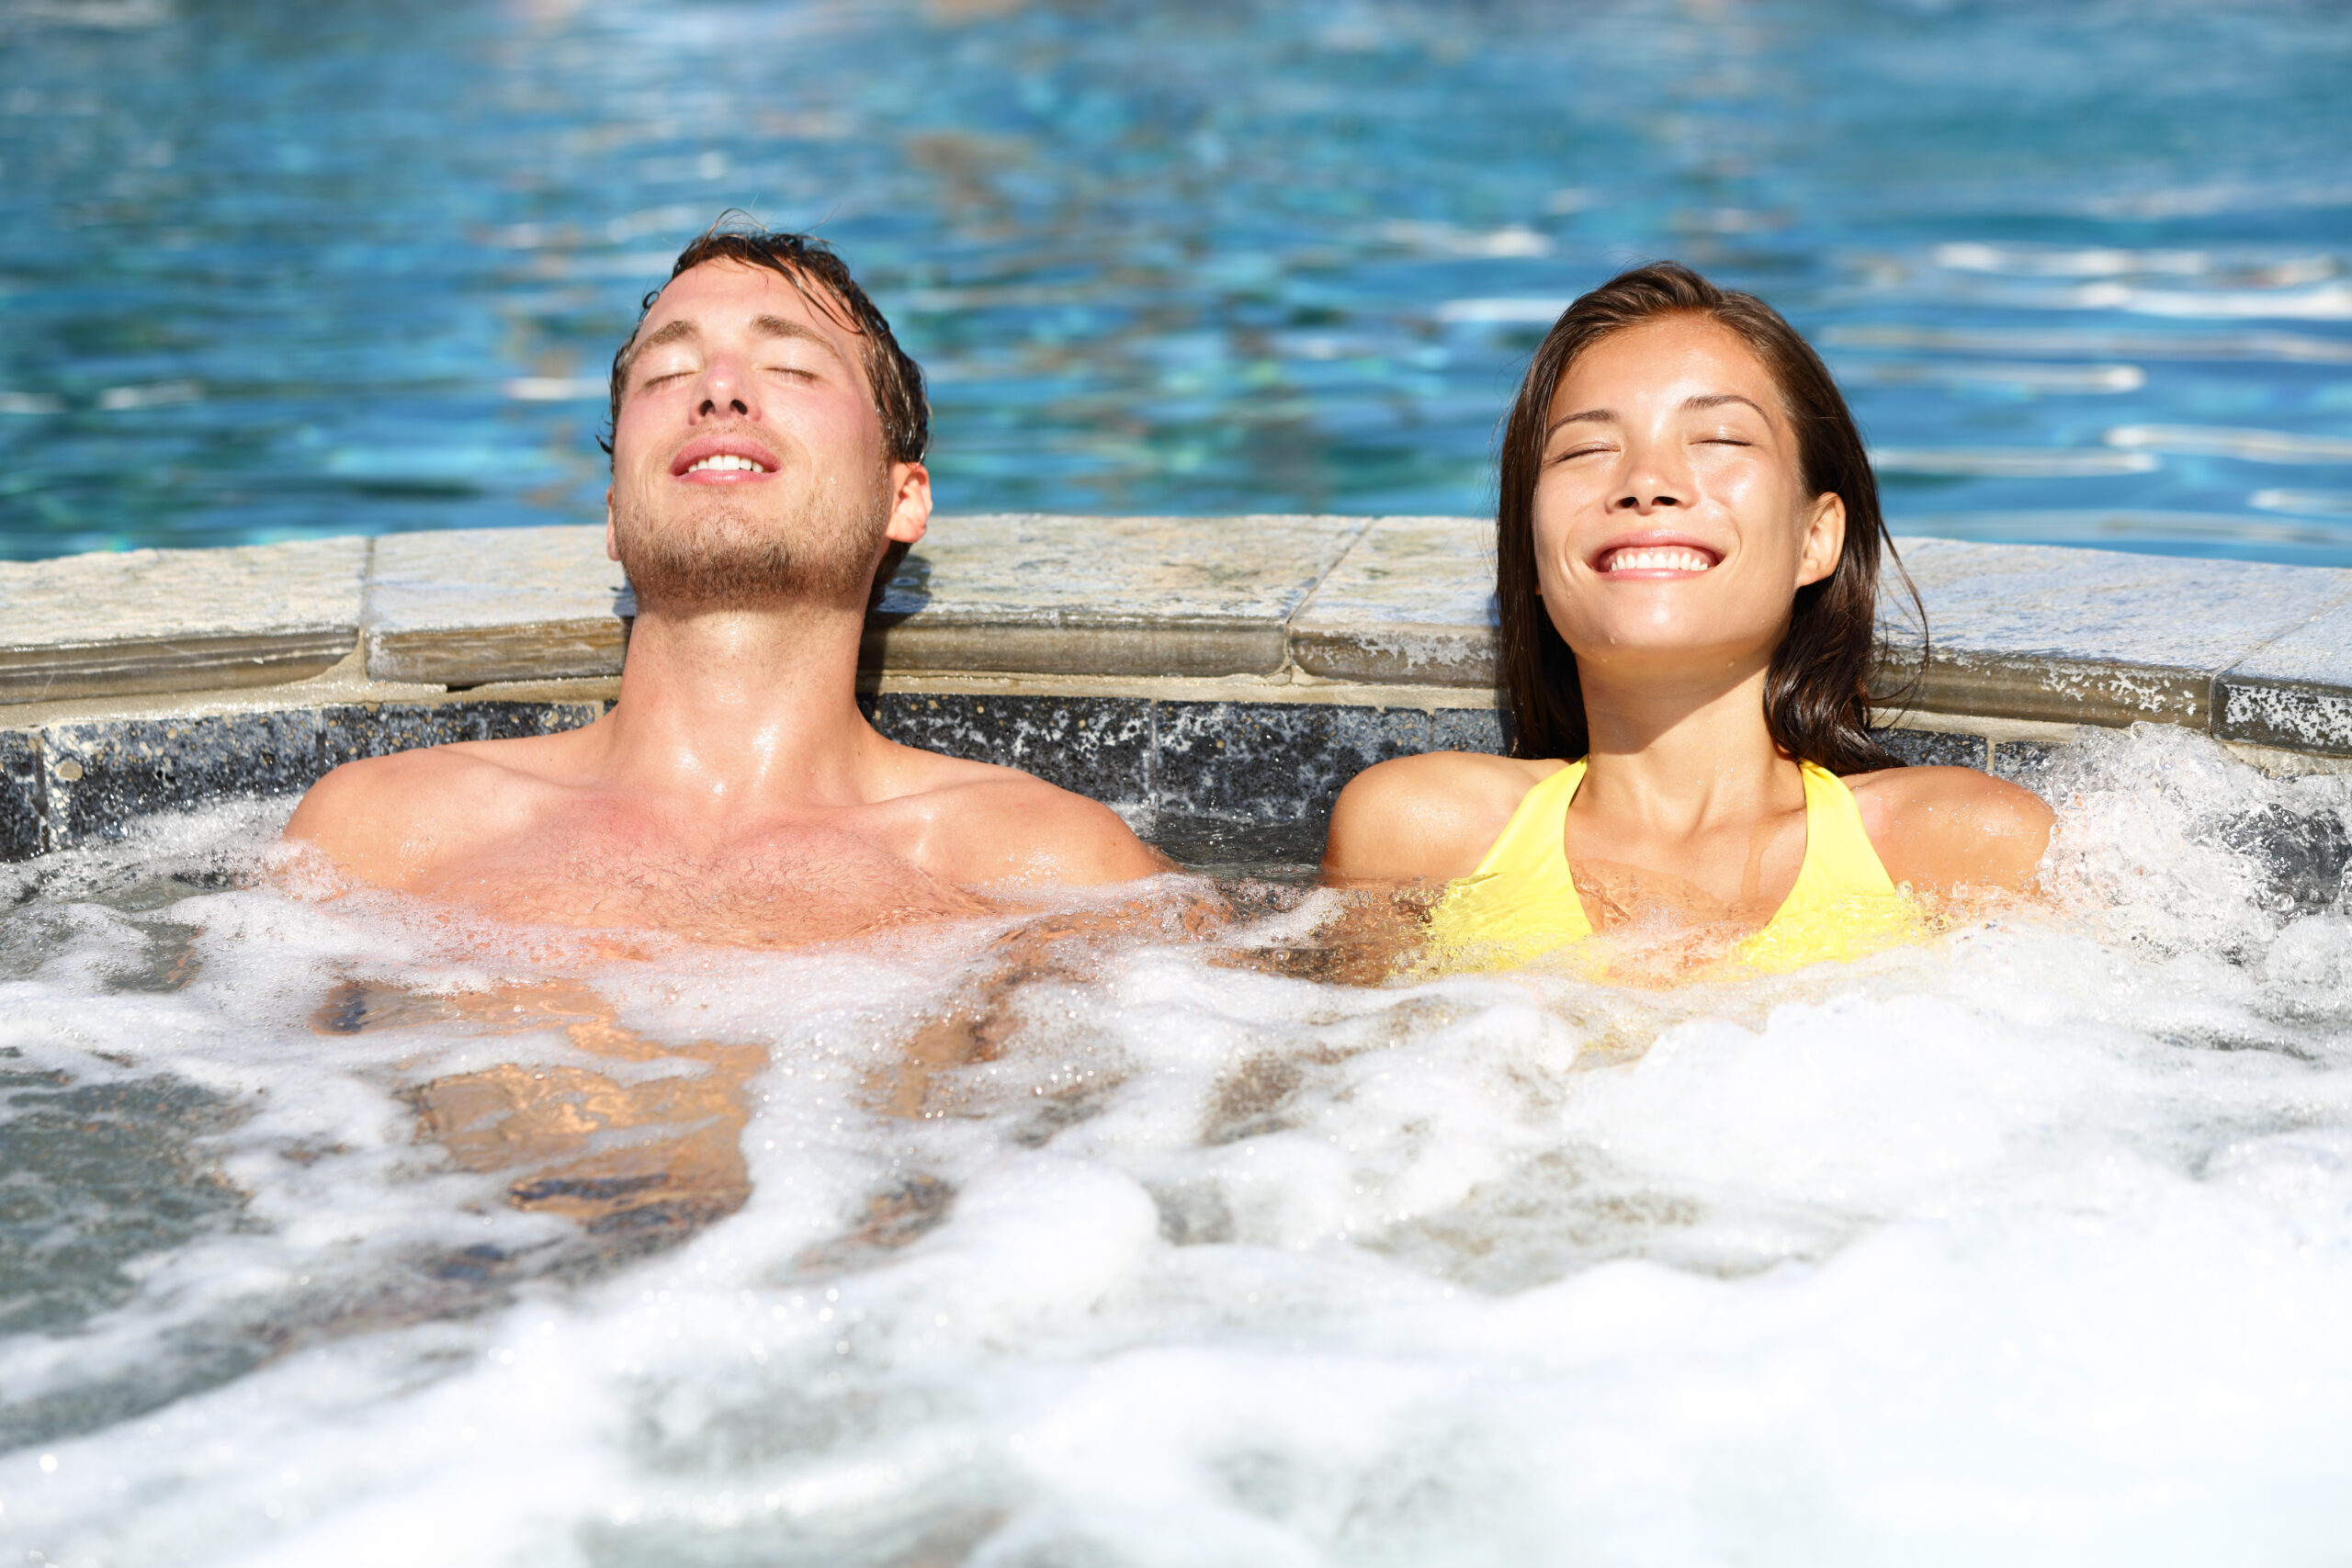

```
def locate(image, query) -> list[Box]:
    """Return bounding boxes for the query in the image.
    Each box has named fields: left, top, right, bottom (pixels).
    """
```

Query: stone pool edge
left=4, top=517, right=2350, bottom=858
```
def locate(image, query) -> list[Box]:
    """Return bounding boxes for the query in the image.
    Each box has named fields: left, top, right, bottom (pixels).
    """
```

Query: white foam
left=5, top=728, right=2352, bottom=1563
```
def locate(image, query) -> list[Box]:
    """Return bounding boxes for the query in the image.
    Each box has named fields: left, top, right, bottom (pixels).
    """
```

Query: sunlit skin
left=312, top=887, right=1221, bottom=1241
left=287, top=258, right=1166, bottom=945
left=1323, top=314, right=2052, bottom=944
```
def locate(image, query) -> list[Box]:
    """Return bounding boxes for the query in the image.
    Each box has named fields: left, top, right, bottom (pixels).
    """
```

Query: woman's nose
left=1612, top=440, right=1690, bottom=512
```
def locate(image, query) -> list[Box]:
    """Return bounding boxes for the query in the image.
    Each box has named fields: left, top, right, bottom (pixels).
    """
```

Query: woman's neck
left=1572, top=652, right=1804, bottom=834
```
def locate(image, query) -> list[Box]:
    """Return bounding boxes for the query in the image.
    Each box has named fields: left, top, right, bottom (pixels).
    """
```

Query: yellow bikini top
left=1423, top=759, right=1927, bottom=976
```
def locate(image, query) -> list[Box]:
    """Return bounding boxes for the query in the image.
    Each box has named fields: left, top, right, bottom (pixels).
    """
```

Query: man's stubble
left=612, top=463, right=891, bottom=615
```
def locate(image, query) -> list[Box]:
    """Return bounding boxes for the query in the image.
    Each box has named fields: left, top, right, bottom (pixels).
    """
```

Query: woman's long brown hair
left=1495, top=262, right=1924, bottom=773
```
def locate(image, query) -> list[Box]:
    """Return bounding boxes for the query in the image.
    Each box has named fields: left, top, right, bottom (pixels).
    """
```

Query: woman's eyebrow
left=1685, top=392, right=1770, bottom=417
left=1544, top=407, right=1615, bottom=438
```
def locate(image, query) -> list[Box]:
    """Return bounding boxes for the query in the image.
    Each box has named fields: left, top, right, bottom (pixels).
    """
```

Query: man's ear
left=886, top=461, right=932, bottom=546
left=1797, top=491, right=1846, bottom=588
left=605, top=487, right=619, bottom=561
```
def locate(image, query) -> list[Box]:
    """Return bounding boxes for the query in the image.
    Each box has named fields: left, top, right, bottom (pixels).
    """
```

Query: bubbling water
left=4, top=725, right=2351, bottom=1567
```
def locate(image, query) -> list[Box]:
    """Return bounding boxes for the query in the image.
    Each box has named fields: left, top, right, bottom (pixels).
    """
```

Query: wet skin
left=316, top=893, right=1219, bottom=1243
left=1324, top=314, right=2052, bottom=958
left=285, top=259, right=1165, bottom=946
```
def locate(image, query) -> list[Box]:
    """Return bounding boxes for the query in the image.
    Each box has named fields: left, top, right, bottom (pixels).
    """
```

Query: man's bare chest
left=416, top=803, right=987, bottom=945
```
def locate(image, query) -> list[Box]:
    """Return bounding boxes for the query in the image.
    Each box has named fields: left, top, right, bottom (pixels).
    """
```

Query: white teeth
left=1602, top=547, right=1713, bottom=573
left=684, top=453, right=766, bottom=473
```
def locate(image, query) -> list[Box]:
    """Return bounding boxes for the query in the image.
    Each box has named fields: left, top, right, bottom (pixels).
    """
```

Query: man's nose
left=690, top=354, right=755, bottom=421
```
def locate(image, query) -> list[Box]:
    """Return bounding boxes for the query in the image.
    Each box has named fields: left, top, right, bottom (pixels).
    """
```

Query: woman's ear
left=1797, top=491, right=1846, bottom=588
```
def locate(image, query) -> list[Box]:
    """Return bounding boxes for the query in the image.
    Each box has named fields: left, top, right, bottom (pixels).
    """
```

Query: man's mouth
left=671, top=435, right=781, bottom=479
left=1597, top=544, right=1718, bottom=574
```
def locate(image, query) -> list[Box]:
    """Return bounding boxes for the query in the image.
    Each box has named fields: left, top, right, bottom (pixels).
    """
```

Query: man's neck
left=590, top=595, right=888, bottom=814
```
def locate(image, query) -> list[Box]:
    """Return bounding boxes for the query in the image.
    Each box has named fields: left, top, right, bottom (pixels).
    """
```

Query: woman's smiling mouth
left=1595, top=542, right=1720, bottom=574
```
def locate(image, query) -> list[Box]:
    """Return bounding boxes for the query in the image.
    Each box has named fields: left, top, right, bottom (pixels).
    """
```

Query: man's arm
left=281, top=748, right=519, bottom=890
left=932, top=775, right=1174, bottom=887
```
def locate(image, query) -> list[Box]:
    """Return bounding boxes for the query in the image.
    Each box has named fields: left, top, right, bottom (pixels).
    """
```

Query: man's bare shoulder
left=283, top=732, right=586, bottom=887
left=1847, top=763, right=2055, bottom=896
left=878, top=748, right=1168, bottom=886
left=1323, top=750, right=1561, bottom=886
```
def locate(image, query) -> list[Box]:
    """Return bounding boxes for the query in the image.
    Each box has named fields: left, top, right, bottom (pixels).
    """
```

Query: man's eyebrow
left=618, top=313, right=854, bottom=383
left=748, top=313, right=853, bottom=368
left=618, top=317, right=698, bottom=383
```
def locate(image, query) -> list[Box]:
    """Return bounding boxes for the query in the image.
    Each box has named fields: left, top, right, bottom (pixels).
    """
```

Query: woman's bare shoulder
left=1322, top=751, right=1563, bottom=886
left=1846, top=763, right=2055, bottom=896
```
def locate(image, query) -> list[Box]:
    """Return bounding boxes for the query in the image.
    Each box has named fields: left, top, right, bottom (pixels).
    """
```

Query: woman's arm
left=1849, top=765, right=2055, bottom=900
left=1321, top=751, right=1550, bottom=886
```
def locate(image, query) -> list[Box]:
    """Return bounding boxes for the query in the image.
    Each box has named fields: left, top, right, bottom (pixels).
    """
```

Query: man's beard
left=612, top=477, right=888, bottom=615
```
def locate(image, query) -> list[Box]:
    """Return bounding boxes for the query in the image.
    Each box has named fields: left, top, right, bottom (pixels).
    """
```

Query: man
left=288, top=226, right=1165, bottom=944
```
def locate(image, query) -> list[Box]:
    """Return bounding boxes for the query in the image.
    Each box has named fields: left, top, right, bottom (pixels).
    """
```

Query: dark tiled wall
left=1878, top=728, right=1986, bottom=768
left=0, top=731, right=43, bottom=862
left=5, top=702, right=603, bottom=859
left=0, top=692, right=2007, bottom=862
left=862, top=694, right=1508, bottom=825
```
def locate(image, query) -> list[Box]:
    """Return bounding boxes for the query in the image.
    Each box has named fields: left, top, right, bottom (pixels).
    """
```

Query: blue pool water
left=1, top=0, right=2348, bottom=563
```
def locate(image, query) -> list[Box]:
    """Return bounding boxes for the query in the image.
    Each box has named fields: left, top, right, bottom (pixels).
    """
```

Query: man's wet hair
left=603, top=218, right=929, bottom=466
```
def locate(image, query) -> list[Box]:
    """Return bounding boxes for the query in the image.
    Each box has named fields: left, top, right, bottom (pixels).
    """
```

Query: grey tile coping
left=365, top=525, right=635, bottom=686
left=1886, top=538, right=2352, bottom=728
left=2215, top=597, right=2352, bottom=757
left=865, top=513, right=1369, bottom=677
left=0, top=523, right=2348, bottom=775
left=1284, top=525, right=2352, bottom=735
left=1288, top=515, right=1498, bottom=685
left=0, top=538, right=367, bottom=703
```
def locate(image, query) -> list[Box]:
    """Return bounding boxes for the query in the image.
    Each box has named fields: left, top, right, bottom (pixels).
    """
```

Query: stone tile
left=42, top=712, right=328, bottom=848
left=1151, top=702, right=1429, bottom=824
left=864, top=513, right=1368, bottom=678
left=366, top=526, right=633, bottom=686
left=1287, top=515, right=1498, bottom=684
left=1140, top=812, right=1328, bottom=881
left=2214, top=599, right=2352, bottom=757
left=1988, top=739, right=2062, bottom=794
left=0, top=538, right=366, bottom=703
left=1424, top=705, right=1510, bottom=758
left=317, top=701, right=605, bottom=770
left=1887, top=538, right=2352, bottom=729
left=1875, top=728, right=1988, bottom=768
left=866, top=694, right=1153, bottom=806
left=1, top=730, right=44, bottom=860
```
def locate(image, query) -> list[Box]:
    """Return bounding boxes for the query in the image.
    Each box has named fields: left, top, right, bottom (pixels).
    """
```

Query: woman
left=1322, top=263, right=2052, bottom=977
